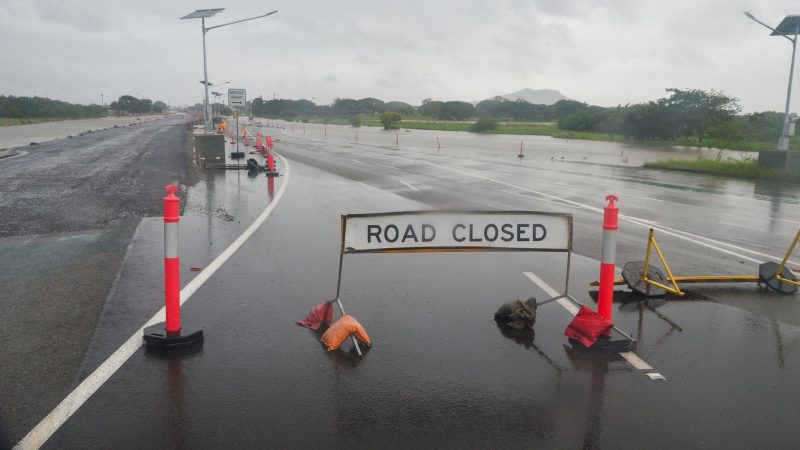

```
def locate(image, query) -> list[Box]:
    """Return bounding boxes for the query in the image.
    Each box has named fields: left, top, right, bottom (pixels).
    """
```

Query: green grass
left=645, top=158, right=800, bottom=181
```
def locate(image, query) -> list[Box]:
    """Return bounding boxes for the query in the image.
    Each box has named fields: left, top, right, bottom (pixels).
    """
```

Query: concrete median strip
left=13, top=154, right=292, bottom=450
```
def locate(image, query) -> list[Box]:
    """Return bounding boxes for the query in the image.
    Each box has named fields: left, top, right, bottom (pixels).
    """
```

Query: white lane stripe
left=350, top=158, right=367, bottom=165
left=14, top=154, right=292, bottom=450
left=524, top=272, right=578, bottom=314
left=522, top=271, right=656, bottom=374
left=416, top=159, right=793, bottom=267
left=620, top=352, right=654, bottom=370
left=399, top=180, right=418, bottom=191
left=374, top=163, right=400, bottom=170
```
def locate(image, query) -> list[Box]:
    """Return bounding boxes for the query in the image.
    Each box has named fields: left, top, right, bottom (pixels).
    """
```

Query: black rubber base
left=265, top=171, right=280, bottom=177
left=759, top=261, right=798, bottom=294
left=143, top=323, right=204, bottom=350
left=517, top=155, right=525, bottom=158
left=622, top=261, right=667, bottom=297
left=569, top=337, right=637, bottom=353
left=230, top=152, right=245, bottom=159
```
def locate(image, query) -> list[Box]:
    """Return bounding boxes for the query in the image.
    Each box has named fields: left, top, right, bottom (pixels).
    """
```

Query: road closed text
left=343, top=212, right=570, bottom=252
left=366, top=223, right=547, bottom=244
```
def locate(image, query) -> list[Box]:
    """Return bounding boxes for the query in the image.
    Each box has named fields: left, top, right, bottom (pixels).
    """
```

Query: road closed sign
left=228, top=88, right=246, bottom=107
left=342, top=211, right=572, bottom=253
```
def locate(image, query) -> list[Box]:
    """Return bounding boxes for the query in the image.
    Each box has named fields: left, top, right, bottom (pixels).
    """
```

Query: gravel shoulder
left=0, top=117, right=198, bottom=446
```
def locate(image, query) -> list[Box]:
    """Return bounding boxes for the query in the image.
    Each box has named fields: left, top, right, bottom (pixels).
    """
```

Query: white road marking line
left=524, top=272, right=578, bottom=314
left=350, top=158, right=367, bottom=165
left=415, top=159, right=795, bottom=266
left=646, top=372, right=667, bottom=381
left=522, top=271, right=657, bottom=375
left=13, top=155, right=293, bottom=450
left=374, top=163, right=400, bottom=170
left=773, top=217, right=800, bottom=226
left=625, top=216, right=658, bottom=226
left=399, top=179, right=418, bottom=191
left=620, top=352, right=653, bottom=370
left=638, top=196, right=666, bottom=203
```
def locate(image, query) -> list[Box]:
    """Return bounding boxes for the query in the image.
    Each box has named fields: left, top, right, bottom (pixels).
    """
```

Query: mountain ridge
left=473, top=88, right=574, bottom=105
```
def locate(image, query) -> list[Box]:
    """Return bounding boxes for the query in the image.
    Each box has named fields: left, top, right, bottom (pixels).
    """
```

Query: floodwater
left=254, top=119, right=758, bottom=167
left=0, top=115, right=166, bottom=149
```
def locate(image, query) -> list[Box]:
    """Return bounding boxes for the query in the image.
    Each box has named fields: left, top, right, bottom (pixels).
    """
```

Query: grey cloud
left=1, top=0, right=799, bottom=112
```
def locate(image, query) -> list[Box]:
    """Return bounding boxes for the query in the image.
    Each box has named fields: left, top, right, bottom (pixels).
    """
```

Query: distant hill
left=474, top=88, right=573, bottom=106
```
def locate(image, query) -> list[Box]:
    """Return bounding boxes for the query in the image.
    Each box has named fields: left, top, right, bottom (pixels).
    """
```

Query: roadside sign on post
left=228, top=88, right=246, bottom=107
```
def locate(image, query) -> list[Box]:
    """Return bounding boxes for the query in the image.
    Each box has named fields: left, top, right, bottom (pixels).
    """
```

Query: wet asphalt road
left=6, top=120, right=800, bottom=448
left=0, top=116, right=196, bottom=447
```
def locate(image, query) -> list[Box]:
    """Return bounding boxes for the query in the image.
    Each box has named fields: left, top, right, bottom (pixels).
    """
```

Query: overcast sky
left=2, top=0, right=800, bottom=112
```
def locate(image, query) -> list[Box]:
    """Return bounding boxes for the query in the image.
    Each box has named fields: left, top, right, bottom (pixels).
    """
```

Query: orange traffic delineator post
left=579, top=194, right=635, bottom=352
left=597, top=195, right=618, bottom=321
left=590, top=228, right=800, bottom=297
left=266, top=151, right=279, bottom=177
left=143, top=185, right=203, bottom=350
left=436, top=137, right=441, bottom=150
left=518, top=141, right=525, bottom=158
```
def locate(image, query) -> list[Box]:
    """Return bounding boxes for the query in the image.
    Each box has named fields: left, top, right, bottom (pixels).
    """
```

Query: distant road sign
left=342, top=211, right=571, bottom=253
left=228, top=88, right=246, bottom=107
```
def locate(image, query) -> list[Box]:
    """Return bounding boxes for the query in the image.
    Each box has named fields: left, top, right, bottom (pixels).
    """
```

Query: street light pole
left=744, top=12, right=800, bottom=151
left=780, top=23, right=799, bottom=151
left=202, top=17, right=211, bottom=132
left=182, top=8, right=278, bottom=133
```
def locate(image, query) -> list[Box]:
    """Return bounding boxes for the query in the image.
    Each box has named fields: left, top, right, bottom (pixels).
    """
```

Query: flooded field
left=259, top=120, right=758, bottom=167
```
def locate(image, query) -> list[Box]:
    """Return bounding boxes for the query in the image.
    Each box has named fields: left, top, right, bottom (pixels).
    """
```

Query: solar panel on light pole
left=745, top=12, right=800, bottom=151
left=181, top=8, right=278, bottom=133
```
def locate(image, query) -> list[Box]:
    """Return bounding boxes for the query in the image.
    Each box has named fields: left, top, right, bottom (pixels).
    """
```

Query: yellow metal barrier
left=590, top=228, right=797, bottom=297
left=642, top=229, right=684, bottom=296
left=775, top=228, right=800, bottom=287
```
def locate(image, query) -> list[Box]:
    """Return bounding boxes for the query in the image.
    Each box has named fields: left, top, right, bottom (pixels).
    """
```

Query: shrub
left=470, top=116, right=499, bottom=132
left=380, top=111, right=402, bottom=129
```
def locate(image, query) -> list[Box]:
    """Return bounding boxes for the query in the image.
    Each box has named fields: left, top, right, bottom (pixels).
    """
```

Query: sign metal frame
left=332, top=210, right=575, bottom=356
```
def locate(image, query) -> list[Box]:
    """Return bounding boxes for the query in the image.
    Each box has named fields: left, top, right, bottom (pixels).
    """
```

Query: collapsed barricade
left=591, top=228, right=800, bottom=297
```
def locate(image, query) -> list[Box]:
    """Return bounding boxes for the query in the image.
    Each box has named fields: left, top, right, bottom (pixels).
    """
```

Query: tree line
left=0, top=94, right=167, bottom=119
left=108, top=95, right=167, bottom=114
left=249, top=88, right=792, bottom=145
left=0, top=95, right=105, bottom=119
left=250, top=95, right=591, bottom=122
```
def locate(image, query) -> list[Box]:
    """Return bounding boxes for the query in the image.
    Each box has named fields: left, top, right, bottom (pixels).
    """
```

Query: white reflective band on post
left=164, top=222, right=179, bottom=258
left=601, top=229, right=616, bottom=264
